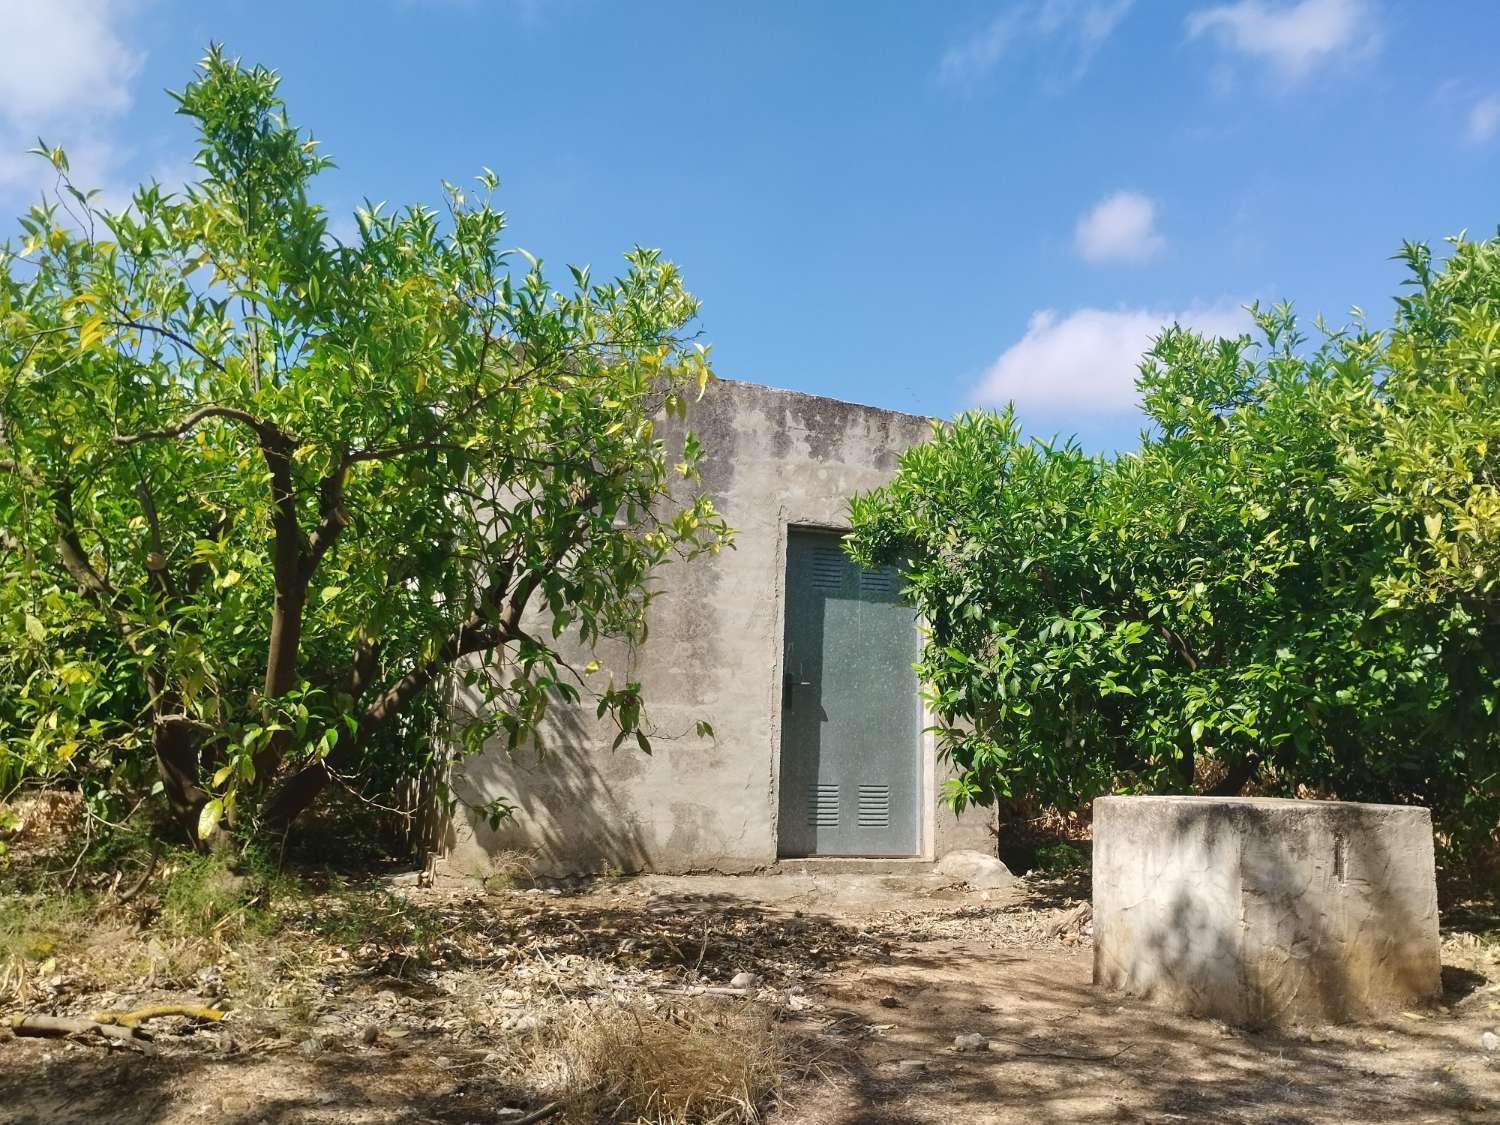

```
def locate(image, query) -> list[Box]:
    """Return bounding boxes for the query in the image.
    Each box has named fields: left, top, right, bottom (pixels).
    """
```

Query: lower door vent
left=857, top=785, right=891, bottom=828
left=808, top=784, right=840, bottom=827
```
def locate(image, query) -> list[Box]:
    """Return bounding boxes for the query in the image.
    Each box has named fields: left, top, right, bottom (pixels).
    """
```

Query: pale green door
left=777, top=528, right=921, bottom=857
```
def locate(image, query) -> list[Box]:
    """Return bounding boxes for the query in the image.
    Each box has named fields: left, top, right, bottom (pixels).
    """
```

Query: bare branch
left=106, top=318, right=227, bottom=375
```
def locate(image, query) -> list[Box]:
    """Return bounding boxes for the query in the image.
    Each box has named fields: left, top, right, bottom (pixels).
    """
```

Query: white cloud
left=1467, top=95, right=1500, bottom=145
left=1186, top=0, right=1378, bottom=78
left=1074, top=191, right=1165, bottom=264
left=973, top=302, right=1252, bottom=414
left=0, top=0, right=141, bottom=120
left=940, top=0, right=1134, bottom=88
left=0, top=0, right=144, bottom=209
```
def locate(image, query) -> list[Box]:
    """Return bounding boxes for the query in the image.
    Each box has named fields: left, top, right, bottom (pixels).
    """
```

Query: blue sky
left=2, top=1, right=1497, bottom=450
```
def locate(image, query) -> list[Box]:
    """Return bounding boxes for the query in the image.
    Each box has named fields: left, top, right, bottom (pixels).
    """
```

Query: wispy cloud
left=1467, top=94, right=1500, bottom=145
left=1185, top=0, right=1379, bottom=79
left=973, top=301, right=1252, bottom=415
left=939, top=0, right=1134, bottom=89
left=1074, top=191, right=1165, bottom=265
left=0, top=0, right=145, bottom=209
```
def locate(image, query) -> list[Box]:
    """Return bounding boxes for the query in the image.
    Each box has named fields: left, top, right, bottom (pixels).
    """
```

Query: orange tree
left=0, top=48, right=728, bottom=846
left=848, top=236, right=1500, bottom=850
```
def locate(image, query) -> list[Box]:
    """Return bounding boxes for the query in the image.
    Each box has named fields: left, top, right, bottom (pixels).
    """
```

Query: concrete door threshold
left=772, top=856, right=935, bottom=876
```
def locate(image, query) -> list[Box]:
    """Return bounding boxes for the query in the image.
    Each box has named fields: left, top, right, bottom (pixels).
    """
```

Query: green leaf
left=197, top=798, right=224, bottom=841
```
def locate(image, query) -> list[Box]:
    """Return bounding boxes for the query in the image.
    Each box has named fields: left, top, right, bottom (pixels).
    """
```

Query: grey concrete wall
left=440, top=379, right=995, bottom=876
left=1093, top=795, right=1441, bottom=1026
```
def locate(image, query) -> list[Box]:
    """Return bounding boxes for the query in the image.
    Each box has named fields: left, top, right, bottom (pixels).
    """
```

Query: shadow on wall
left=1095, top=799, right=1442, bottom=1027
left=437, top=689, right=653, bottom=878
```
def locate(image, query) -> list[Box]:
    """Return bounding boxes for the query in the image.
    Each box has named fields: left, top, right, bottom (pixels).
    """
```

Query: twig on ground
left=9, top=1013, right=151, bottom=1052
left=693, top=919, right=710, bottom=977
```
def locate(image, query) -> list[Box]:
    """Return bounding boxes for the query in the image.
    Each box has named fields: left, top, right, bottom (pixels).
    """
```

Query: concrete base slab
left=1092, top=795, right=1441, bottom=1027
left=772, top=857, right=945, bottom=876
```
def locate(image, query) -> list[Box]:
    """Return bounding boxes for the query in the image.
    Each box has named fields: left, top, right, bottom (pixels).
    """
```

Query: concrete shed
left=440, top=379, right=995, bottom=876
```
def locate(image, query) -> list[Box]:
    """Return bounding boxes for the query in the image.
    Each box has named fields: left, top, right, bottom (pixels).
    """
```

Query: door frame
left=769, top=520, right=936, bottom=860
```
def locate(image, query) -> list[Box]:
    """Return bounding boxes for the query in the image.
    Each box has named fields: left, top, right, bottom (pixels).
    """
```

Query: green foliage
left=1032, top=841, right=1088, bottom=877
left=0, top=47, right=730, bottom=841
left=848, top=232, right=1500, bottom=849
left=157, top=849, right=285, bottom=938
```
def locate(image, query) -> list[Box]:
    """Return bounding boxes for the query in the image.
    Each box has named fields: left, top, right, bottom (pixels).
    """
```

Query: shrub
left=848, top=233, right=1500, bottom=852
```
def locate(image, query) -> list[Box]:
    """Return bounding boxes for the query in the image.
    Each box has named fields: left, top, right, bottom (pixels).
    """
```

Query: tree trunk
left=153, top=718, right=208, bottom=846
left=1206, top=754, right=1260, bottom=797
left=260, top=619, right=506, bottom=831
left=253, top=438, right=310, bottom=781
left=259, top=753, right=336, bottom=831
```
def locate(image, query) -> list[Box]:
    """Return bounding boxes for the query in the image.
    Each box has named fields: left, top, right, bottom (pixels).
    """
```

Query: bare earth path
left=1, top=869, right=1496, bottom=1123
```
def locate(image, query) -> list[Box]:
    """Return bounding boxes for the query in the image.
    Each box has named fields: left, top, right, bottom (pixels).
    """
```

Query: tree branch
left=113, top=405, right=281, bottom=447
left=106, top=318, right=228, bottom=375
left=304, top=461, right=349, bottom=575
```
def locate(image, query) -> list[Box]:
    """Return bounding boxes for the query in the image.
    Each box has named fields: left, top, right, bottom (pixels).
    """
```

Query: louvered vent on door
left=860, top=566, right=898, bottom=598
left=808, top=784, right=840, bottom=827
left=810, top=545, right=846, bottom=592
left=857, top=785, right=891, bottom=828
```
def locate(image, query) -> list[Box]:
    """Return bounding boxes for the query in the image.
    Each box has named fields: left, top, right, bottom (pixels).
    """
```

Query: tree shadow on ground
left=0, top=1032, right=548, bottom=1125
left=5, top=879, right=1496, bottom=1125
left=781, top=938, right=1499, bottom=1125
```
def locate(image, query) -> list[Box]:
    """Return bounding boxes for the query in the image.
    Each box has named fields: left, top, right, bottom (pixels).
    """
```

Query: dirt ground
left=2, top=867, right=1497, bottom=1124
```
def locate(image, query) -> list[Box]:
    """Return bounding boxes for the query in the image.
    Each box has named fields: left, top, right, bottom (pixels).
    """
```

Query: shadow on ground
left=2, top=879, right=1496, bottom=1125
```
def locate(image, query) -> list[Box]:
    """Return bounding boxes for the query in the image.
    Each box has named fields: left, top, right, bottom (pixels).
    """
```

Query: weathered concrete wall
left=1092, top=795, right=1441, bottom=1026
left=440, top=380, right=995, bottom=876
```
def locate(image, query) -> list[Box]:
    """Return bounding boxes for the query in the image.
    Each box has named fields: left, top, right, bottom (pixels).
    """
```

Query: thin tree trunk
left=153, top=717, right=207, bottom=845
left=1206, top=754, right=1260, bottom=797
left=260, top=620, right=507, bottom=830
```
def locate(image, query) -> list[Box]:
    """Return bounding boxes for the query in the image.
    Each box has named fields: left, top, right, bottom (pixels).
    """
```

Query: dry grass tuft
left=478, top=848, right=537, bottom=891
left=520, top=996, right=786, bottom=1124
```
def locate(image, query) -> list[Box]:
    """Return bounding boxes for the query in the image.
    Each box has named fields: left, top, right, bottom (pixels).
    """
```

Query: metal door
left=777, top=528, right=920, bottom=857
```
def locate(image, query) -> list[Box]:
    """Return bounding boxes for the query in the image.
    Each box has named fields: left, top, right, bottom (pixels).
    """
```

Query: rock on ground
left=934, top=850, right=1016, bottom=890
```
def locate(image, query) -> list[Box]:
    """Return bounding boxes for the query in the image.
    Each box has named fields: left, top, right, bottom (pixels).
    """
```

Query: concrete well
left=1092, top=795, right=1441, bottom=1026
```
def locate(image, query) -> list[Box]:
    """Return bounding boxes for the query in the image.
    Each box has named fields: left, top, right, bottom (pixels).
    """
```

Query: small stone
left=894, top=1059, right=928, bottom=1074
left=879, top=995, right=901, bottom=1008
left=953, top=1033, right=988, bottom=1052
left=297, top=1036, right=325, bottom=1059
left=730, top=971, right=760, bottom=990
left=1482, top=1030, right=1499, bottom=1052
left=361, top=1024, right=379, bottom=1046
